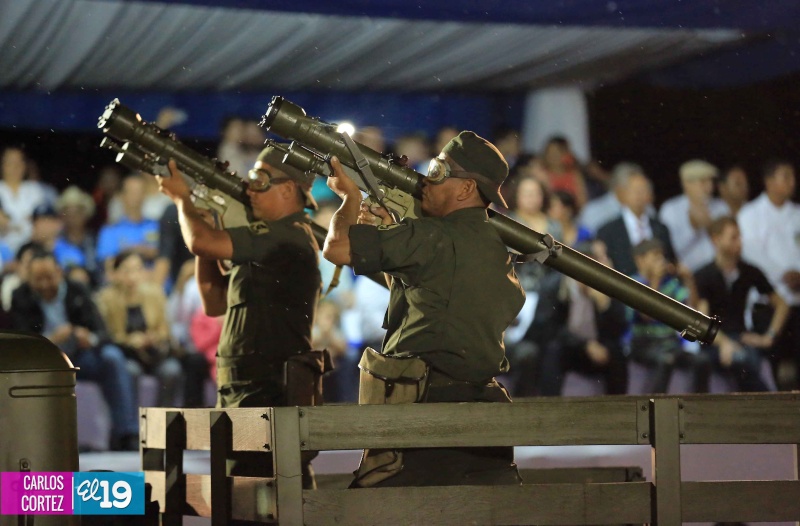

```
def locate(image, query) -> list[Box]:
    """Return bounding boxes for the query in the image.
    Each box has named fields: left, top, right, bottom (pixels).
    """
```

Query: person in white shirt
left=738, top=159, right=800, bottom=388
left=659, top=160, right=730, bottom=272
left=0, top=146, right=47, bottom=253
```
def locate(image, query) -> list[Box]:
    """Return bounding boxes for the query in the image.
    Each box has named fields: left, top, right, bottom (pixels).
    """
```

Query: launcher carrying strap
left=341, top=132, right=399, bottom=223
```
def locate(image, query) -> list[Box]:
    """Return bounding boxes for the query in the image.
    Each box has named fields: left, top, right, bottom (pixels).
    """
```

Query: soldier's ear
left=458, top=179, right=478, bottom=201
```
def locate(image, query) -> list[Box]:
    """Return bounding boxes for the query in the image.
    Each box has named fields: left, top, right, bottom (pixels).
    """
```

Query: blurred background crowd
left=1, top=112, right=798, bottom=439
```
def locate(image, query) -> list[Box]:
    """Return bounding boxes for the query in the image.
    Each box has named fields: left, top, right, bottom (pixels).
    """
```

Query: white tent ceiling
left=0, top=0, right=743, bottom=92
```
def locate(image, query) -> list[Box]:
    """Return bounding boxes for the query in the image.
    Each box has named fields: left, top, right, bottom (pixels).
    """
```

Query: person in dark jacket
left=535, top=240, right=629, bottom=396
left=11, top=249, right=139, bottom=450
left=596, top=168, right=675, bottom=276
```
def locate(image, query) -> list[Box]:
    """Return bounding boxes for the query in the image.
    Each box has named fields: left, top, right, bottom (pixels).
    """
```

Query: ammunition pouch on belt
left=357, top=347, right=429, bottom=405
left=352, top=347, right=429, bottom=488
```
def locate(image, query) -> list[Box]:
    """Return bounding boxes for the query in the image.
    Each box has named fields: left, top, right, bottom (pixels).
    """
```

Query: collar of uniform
left=271, top=211, right=311, bottom=226
left=442, top=207, right=488, bottom=221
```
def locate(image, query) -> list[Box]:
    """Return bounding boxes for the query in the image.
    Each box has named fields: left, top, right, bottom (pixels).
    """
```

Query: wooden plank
left=651, top=398, right=681, bottom=526
left=682, top=481, right=800, bottom=522
left=146, top=472, right=275, bottom=522
left=681, top=397, right=800, bottom=444
left=163, top=411, right=185, bottom=526
left=302, top=399, right=642, bottom=450
left=141, top=407, right=271, bottom=451
left=302, top=482, right=652, bottom=525
left=273, top=407, right=303, bottom=524
left=210, top=411, right=232, bottom=525
left=314, top=467, right=644, bottom=491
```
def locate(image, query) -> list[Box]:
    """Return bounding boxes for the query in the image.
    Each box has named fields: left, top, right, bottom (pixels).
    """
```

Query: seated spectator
left=96, top=174, right=160, bottom=281
left=55, top=186, right=100, bottom=286
left=548, top=190, right=592, bottom=247
left=0, top=204, right=13, bottom=271
left=628, top=239, right=711, bottom=394
left=695, top=217, right=788, bottom=391
left=96, top=251, right=183, bottom=407
left=393, top=133, right=432, bottom=173
left=492, top=127, right=522, bottom=172
left=0, top=146, right=47, bottom=253
left=90, top=165, right=122, bottom=231
left=738, top=160, right=800, bottom=389
left=153, top=203, right=193, bottom=292
left=535, top=241, right=629, bottom=396
left=190, top=306, right=223, bottom=385
left=540, top=136, right=589, bottom=209
left=30, top=204, right=87, bottom=271
left=11, top=249, right=139, bottom=450
left=579, top=162, right=655, bottom=236
left=166, top=260, right=211, bottom=407
left=1, top=242, right=42, bottom=312
left=597, top=167, right=676, bottom=276
left=659, top=160, right=730, bottom=272
left=718, top=165, right=750, bottom=217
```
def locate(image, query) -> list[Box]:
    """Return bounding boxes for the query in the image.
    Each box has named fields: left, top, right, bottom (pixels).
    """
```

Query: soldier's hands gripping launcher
left=260, top=96, right=720, bottom=344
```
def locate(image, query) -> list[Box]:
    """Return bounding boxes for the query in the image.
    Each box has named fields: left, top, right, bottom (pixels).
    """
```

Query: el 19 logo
left=73, top=473, right=144, bottom=515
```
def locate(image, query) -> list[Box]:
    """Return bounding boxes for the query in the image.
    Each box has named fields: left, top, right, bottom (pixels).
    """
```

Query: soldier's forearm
left=323, top=192, right=361, bottom=265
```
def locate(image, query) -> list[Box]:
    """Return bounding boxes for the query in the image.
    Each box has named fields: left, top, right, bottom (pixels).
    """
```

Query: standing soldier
left=323, top=131, right=525, bottom=487
left=157, top=144, right=325, bottom=488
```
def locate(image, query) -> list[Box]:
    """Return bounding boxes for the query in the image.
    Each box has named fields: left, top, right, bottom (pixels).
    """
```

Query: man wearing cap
left=658, top=160, right=730, bottom=272
left=156, top=145, right=323, bottom=485
left=324, top=131, right=525, bottom=487
left=30, top=203, right=87, bottom=271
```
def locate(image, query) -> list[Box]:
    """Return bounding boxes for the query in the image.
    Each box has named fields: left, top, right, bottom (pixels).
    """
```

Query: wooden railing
left=139, top=393, right=800, bottom=525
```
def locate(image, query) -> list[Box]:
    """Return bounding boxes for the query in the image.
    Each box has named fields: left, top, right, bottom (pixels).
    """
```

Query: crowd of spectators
left=1, top=117, right=798, bottom=447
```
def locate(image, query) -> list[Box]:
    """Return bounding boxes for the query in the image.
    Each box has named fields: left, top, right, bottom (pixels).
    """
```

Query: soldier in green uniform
left=157, top=144, right=323, bottom=488
left=323, top=131, right=525, bottom=487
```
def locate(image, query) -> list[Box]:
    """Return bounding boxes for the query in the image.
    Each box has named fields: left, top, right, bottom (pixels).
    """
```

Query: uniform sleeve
left=349, top=219, right=443, bottom=285
left=227, top=222, right=305, bottom=265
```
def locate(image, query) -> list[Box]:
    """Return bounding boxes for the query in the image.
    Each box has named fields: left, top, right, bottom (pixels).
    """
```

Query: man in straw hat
left=55, top=185, right=99, bottom=284
left=157, top=144, right=325, bottom=488
left=323, top=131, right=525, bottom=487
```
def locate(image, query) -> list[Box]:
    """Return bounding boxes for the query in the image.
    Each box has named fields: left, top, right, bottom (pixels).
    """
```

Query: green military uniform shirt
left=349, top=207, right=525, bottom=384
left=217, top=211, right=321, bottom=407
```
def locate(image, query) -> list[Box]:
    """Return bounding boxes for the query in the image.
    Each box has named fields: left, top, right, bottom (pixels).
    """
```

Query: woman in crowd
left=96, top=250, right=183, bottom=406
left=548, top=190, right=592, bottom=247
left=540, top=137, right=589, bottom=209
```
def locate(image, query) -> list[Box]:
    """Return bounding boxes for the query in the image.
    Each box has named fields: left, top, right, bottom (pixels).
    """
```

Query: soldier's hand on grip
left=156, top=159, right=192, bottom=202
left=326, top=156, right=361, bottom=199
left=358, top=201, right=395, bottom=226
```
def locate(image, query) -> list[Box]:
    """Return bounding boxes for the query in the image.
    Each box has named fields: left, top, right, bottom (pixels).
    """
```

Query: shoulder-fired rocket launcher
left=260, top=96, right=719, bottom=345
